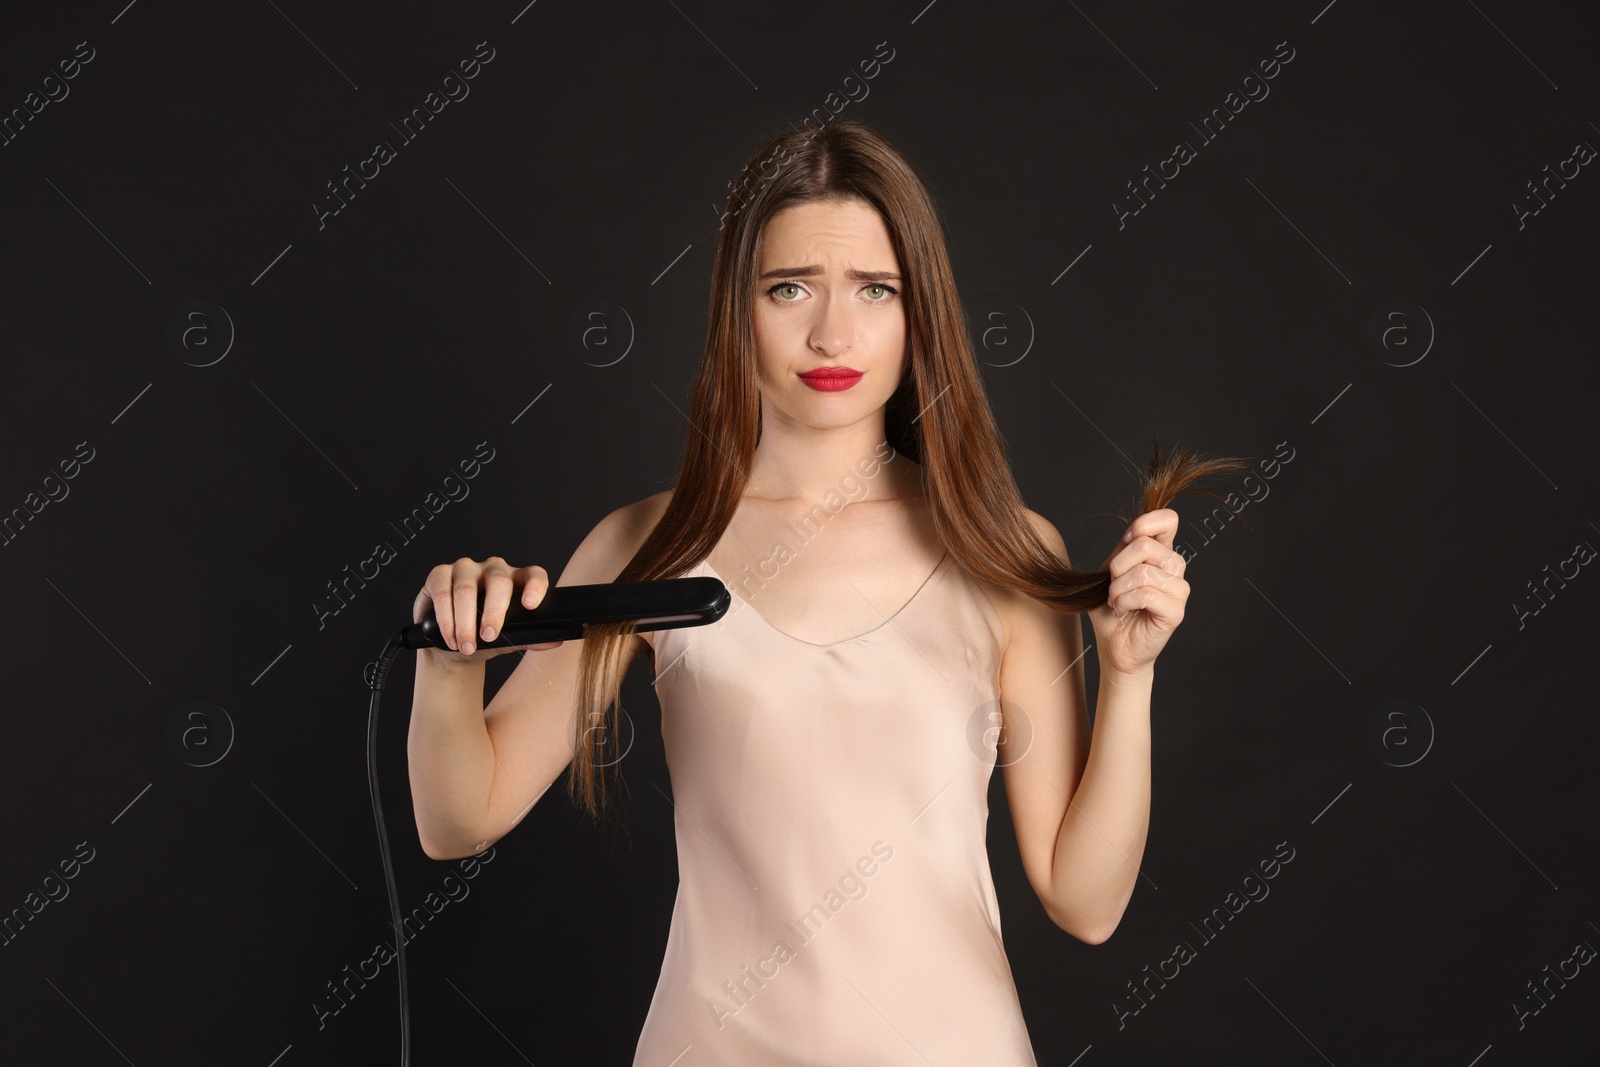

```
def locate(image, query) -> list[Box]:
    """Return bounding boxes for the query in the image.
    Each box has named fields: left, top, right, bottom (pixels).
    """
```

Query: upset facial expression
left=751, top=197, right=908, bottom=427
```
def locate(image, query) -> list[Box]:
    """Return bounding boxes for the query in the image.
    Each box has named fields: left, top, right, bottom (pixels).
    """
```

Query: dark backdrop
left=2, top=1, right=1596, bottom=1064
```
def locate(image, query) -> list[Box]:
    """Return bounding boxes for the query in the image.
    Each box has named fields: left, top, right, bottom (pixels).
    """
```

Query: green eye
left=764, top=281, right=899, bottom=301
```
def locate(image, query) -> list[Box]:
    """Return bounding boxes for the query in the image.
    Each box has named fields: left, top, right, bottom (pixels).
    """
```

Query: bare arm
left=406, top=492, right=669, bottom=859
left=995, top=509, right=1153, bottom=944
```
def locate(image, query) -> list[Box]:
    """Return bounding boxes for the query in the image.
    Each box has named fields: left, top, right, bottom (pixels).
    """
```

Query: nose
left=808, top=290, right=852, bottom=357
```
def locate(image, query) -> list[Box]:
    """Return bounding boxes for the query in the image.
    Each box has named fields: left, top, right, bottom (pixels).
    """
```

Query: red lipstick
left=797, top=366, right=864, bottom=392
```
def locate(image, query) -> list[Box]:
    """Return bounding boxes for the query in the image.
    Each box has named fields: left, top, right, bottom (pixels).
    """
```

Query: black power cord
left=365, top=631, right=413, bottom=1066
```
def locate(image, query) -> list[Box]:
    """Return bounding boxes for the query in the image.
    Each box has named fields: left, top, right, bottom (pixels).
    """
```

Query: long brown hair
left=569, top=119, right=1248, bottom=828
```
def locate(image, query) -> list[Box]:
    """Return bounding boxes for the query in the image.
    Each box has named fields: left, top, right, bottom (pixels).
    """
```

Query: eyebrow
left=757, top=265, right=902, bottom=283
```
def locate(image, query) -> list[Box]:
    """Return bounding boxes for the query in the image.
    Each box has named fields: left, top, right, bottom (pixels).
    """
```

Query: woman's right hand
left=414, top=556, right=565, bottom=663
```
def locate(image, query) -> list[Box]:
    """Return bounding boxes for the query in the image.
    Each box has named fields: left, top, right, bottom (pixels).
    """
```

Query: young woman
left=407, top=121, right=1240, bottom=1065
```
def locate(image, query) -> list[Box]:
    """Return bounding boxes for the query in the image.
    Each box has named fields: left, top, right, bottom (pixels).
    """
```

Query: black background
left=1, top=1, right=1596, bottom=1064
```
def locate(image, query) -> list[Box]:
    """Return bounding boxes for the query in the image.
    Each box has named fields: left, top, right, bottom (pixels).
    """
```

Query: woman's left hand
left=1085, top=508, right=1188, bottom=681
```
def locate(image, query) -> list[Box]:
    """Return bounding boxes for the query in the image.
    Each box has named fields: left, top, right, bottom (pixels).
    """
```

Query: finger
left=414, top=564, right=446, bottom=626
left=1113, top=575, right=1190, bottom=617
left=1150, top=508, right=1178, bottom=548
left=509, top=566, right=555, bottom=651
left=1135, top=559, right=1182, bottom=594
left=519, top=564, right=552, bottom=609
left=1107, top=540, right=1183, bottom=585
left=1115, top=582, right=1186, bottom=624
left=482, top=560, right=517, bottom=644
left=1110, top=567, right=1187, bottom=611
left=425, top=567, right=457, bottom=650
left=1122, top=508, right=1179, bottom=548
left=452, top=558, right=481, bottom=656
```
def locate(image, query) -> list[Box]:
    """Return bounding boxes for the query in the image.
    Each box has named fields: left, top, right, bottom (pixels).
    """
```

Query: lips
left=798, top=366, right=864, bottom=392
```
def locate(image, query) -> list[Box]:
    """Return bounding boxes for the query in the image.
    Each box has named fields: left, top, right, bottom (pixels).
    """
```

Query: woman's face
left=751, top=197, right=907, bottom=429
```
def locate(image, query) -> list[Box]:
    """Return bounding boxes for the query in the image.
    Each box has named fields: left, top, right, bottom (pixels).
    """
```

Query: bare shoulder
left=556, top=489, right=675, bottom=656
left=1022, top=507, right=1071, bottom=564
left=975, top=507, right=1073, bottom=653
left=557, top=489, right=675, bottom=587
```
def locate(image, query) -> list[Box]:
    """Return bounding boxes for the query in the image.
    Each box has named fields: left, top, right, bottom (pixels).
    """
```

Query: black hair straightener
left=397, top=572, right=729, bottom=651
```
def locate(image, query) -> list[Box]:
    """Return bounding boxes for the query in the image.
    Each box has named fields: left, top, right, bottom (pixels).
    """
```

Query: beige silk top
left=631, top=548, right=1039, bottom=1066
